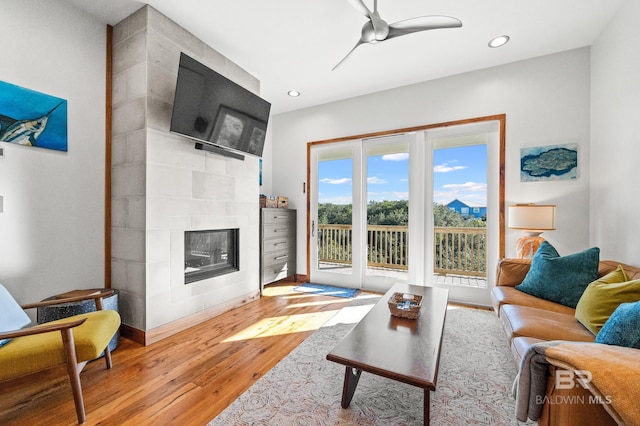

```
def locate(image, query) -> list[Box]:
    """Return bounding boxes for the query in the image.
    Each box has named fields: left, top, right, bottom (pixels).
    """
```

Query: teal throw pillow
left=595, top=301, right=640, bottom=348
left=515, top=241, right=600, bottom=308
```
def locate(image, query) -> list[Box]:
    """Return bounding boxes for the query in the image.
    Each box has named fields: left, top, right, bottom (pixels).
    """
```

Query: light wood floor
left=0, top=280, right=360, bottom=426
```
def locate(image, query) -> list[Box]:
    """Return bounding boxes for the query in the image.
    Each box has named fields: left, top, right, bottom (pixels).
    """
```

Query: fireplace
left=184, top=229, right=239, bottom=284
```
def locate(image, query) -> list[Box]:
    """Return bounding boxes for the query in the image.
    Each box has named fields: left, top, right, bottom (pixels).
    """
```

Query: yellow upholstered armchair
left=0, top=284, right=121, bottom=424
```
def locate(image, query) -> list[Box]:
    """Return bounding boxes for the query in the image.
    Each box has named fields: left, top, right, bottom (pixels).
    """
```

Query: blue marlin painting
left=0, top=81, right=67, bottom=152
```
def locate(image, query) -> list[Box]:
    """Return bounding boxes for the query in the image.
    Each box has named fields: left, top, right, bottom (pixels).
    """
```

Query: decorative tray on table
left=388, top=292, right=423, bottom=319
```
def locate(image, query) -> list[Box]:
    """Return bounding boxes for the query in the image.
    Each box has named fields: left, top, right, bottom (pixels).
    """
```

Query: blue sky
left=318, top=144, right=487, bottom=206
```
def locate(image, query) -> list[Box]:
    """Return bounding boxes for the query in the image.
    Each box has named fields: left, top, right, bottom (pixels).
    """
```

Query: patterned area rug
left=210, top=298, right=533, bottom=425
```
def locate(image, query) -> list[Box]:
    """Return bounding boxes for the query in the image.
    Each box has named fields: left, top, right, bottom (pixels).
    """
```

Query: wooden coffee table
left=326, top=284, right=448, bottom=425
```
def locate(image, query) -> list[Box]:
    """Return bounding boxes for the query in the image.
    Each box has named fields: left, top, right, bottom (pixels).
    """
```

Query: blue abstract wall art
left=520, top=143, right=578, bottom=182
left=0, top=80, right=68, bottom=152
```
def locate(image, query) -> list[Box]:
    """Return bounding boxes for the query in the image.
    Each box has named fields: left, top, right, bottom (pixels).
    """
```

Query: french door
left=309, top=134, right=415, bottom=292
left=307, top=116, right=503, bottom=305
left=309, top=141, right=361, bottom=289
left=423, top=120, right=500, bottom=306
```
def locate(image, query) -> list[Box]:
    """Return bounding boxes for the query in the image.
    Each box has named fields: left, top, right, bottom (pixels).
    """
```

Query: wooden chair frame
left=0, top=289, right=117, bottom=424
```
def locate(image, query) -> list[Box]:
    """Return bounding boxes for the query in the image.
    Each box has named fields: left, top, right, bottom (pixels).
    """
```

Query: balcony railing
left=434, top=227, right=486, bottom=277
left=317, top=224, right=486, bottom=277
left=318, top=224, right=353, bottom=265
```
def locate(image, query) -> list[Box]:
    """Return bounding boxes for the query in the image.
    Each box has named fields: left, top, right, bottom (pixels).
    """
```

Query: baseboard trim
left=119, top=290, right=261, bottom=346
left=293, top=274, right=308, bottom=283
left=120, top=323, right=146, bottom=345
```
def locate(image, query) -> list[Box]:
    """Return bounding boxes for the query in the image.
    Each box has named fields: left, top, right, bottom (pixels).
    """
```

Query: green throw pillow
left=515, top=241, right=600, bottom=308
left=575, top=273, right=640, bottom=335
left=574, top=265, right=628, bottom=333
left=595, top=301, right=640, bottom=348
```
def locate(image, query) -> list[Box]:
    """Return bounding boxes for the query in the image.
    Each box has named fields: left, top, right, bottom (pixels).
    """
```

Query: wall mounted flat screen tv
left=170, top=53, right=271, bottom=158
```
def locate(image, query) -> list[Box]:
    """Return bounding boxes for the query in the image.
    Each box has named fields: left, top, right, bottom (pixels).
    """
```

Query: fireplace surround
left=111, top=6, right=262, bottom=344
left=184, top=229, right=239, bottom=284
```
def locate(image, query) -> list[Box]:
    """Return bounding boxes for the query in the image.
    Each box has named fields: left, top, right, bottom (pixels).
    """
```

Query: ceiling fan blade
left=369, top=12, right=389, bottom=40
left=332, top=40, right=365, bottom=71
left=346, top=0, right=389, bottom=41
left=346, top=0, right=373, bottom=18
left=388, top=15, right=462, bottom=39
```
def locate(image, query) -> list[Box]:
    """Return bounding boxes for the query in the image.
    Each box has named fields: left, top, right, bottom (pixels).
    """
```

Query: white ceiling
left=63, top=0, right=627, bottom=114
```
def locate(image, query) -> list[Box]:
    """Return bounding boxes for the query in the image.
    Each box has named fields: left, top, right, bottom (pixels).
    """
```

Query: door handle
left=311, top=220, right=315, bottom=237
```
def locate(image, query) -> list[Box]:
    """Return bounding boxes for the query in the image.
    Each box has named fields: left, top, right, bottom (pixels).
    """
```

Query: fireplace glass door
left=184, top=229, right=239, bottom=283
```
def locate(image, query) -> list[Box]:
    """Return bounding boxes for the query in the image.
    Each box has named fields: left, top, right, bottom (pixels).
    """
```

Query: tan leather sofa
left=492, top=258, right=640, bottom=426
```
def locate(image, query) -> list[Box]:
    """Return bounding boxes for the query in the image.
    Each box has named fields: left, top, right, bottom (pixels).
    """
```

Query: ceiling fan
left=333, top=0, right=462, bottom=70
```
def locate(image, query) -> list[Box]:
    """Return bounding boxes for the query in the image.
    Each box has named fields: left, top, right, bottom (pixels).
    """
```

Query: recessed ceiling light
left=287, top=90, right=301, bottom=97
left=488, top=35, right=510, bottom=48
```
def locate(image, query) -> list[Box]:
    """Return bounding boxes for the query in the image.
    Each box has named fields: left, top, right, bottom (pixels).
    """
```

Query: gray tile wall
left=112, top=6, right=261, bottom=332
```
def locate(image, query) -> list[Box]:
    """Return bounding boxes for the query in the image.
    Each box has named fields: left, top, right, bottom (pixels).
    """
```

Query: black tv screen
left=170, top=53, right=271, bottom=158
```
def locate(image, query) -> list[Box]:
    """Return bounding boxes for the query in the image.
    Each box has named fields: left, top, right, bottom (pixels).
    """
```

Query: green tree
left=318, top=203, right=352, bottom=224
left=320, top=201, right=485, bottom=227
left=433, top=203, right=465, bottom=227
left=367, top=200, right=408, bottom=226
left=318, top=201, right=486, bottom=274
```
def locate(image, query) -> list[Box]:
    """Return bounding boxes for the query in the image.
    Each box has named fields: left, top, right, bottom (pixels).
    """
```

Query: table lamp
left=508, top=204, right=556, bottom=259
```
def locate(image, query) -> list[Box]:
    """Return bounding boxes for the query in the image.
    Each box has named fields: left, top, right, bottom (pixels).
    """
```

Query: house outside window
left=473, top=207, right=480, bottom=213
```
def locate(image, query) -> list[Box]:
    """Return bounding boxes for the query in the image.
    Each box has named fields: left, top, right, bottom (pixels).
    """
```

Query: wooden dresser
left=260, top=208, right=297, bottom=292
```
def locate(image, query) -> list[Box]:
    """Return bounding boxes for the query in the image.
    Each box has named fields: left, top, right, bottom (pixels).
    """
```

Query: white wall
left=270, top=48, right=592, bottom=275
left=0, top=0, right=106, bottom=306
left=590, top=0, right=640, bottom=264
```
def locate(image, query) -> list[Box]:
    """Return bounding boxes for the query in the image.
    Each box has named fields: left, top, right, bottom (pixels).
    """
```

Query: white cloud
left=433, top=190, right=456, bottom=204
left=320, top=177, right=352, bottom=185
left=393, top=191, right=409, bottom=200
left=382, top=153, right=409, bottom=161
left=442, top=182, right=487, bottom=192
left=434, top=182, right=487, bottom=205
left=434, top=162, right=467, bottom=173
left=367, top=176, right=388, bottom=184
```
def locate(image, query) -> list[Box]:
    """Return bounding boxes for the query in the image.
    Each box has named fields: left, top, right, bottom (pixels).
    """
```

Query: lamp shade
left=508, top=204, right=556, bottom=231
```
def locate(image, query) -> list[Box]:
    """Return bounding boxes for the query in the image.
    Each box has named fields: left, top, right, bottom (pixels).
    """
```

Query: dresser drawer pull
left=274, top=255, right=288, bottom=260
left=274, top=242, right=287, bottom=246
left=273, top=229, right=287, bottom=233
left=273, top=216, right=289, bottom=219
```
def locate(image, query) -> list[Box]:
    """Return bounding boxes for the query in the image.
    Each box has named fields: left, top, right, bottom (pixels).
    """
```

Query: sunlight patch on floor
left=279, top=293, right=335, bottom=300
left=261, top=285, right=299, bottom=297
left=354, top=293, right=383, bottom=300
left=446, top=303, right=493, bottom=311
left=285, top=299, right=351, bottom=309
left=221, top=311, right=339, bottom=342
left=322, top=303, right=375, bottom=327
